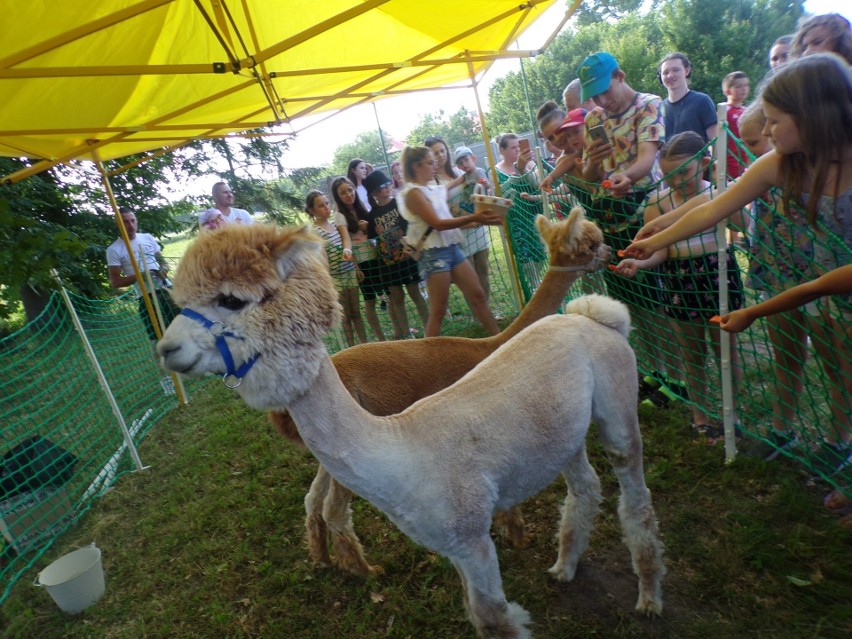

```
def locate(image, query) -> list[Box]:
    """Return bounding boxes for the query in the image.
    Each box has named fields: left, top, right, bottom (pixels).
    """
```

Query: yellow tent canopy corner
left=1, top=0, right=573, bottom=183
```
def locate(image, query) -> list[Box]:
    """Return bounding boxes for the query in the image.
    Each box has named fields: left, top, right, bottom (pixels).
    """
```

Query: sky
left=269, top=0, right=851, bottom=171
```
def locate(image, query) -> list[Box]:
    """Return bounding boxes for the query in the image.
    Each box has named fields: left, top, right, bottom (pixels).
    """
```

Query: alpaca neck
left=497, top=267, right=581, bottom=343
left=287, top=357, right=400, bottom=505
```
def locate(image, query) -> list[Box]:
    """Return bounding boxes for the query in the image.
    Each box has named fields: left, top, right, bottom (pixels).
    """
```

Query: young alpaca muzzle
left=158, top=224, right=664, bottom=638
left=269, top=209, right=611, bottom=576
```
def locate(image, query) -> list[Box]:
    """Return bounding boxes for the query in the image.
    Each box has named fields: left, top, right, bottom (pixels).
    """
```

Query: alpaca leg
left=597, top=413, right=665, bottom=614
left=323, top=478, right=383, bottom=576
left=610, top=452, right=664, bottom=614
left=452, top=536, right=531, bottom=639
left=493, top=506, right=529, bottom=548
left=548, top=444, right=602, bottom=582
left=304, top=466, right=332, bottom=566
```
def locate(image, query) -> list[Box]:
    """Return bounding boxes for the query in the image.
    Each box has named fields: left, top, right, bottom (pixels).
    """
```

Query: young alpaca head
left=157, top=224, right=342, bottom=410
left=537, top=207, right=609, bottom=269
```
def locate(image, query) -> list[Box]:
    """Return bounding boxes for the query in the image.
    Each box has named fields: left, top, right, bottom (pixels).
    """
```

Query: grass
left=1, top=384, right=849, bottom=639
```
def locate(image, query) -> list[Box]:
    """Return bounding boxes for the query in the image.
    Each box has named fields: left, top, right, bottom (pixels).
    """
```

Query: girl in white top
left=398, top=146, right=503, bottom=337
left=347, top=158, right=372, bottom=212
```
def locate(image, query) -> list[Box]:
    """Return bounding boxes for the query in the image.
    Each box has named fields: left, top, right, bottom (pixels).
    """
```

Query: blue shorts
left=418, top=244, right=467, bottom=280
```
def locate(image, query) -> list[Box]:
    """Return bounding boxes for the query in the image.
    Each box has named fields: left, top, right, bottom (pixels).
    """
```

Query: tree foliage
left=330, top=129, right=397, bottom=175
left=405, top=107, right=482, bottom=150
left=0, top=135, right=289, bottom=323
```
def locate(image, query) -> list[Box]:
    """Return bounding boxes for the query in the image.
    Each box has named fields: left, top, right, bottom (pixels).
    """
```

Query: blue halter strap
left=179, top=308, right=260, bottom=389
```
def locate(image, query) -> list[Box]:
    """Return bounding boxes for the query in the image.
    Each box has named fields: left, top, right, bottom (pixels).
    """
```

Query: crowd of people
left=105, top=14, right=850, bottom=509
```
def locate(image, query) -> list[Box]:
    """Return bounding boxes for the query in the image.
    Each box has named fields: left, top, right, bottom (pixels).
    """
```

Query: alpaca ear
left=273, top=225, right=325, bottom=282
left=535, top=214, right=551, bottom=235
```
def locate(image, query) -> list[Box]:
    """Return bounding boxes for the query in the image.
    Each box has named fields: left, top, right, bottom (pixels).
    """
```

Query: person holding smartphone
left=576, top=51, right=676, bottom=397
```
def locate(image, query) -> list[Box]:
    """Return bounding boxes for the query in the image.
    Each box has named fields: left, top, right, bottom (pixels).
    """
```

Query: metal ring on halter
left=222, top=373, right=242, bottom=389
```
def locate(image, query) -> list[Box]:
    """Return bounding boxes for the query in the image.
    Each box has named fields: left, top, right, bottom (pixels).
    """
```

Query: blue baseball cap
left=576, top=52, right=619, bottom=103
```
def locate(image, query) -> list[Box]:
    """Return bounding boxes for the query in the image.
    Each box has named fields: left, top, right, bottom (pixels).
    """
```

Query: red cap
left=555, top=108, right=587, bottom=134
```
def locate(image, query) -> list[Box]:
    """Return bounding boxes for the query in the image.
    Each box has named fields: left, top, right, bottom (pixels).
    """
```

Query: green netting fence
left=1, top=124, right=849, bottom=606
left=0, top=275, right=209, bottom=605
left=506, top=124, right=849, bottom=493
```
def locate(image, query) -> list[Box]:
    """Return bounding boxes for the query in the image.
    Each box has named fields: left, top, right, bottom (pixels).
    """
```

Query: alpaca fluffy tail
left=564, top=294, right=631, bottom=339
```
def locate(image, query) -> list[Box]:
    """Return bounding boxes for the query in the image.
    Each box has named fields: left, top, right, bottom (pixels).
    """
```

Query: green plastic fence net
left=0, top=280, right=208, bottom=604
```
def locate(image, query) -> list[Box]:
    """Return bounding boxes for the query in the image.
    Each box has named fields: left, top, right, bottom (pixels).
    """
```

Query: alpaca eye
left=218, top=294, right=247, bottom=311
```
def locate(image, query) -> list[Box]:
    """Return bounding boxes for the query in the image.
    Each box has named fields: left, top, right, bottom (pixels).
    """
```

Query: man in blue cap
left=577, top=51, right=664, bottom=198
left=575, top=52, right=679, bottom=404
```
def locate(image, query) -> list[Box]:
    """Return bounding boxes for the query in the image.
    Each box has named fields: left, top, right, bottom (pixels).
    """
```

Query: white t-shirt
left=105, top=233, right=166, bottom=297
left=200, top=207, right=254, bottom=225
left=355, top=184, right=372, bottom=212
left=399, top=183, right=463, bottom=250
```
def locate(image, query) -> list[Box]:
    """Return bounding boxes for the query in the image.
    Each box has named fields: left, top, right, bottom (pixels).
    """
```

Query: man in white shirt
left=106, top=207, right=179, bottom=342
left=199, top=182, right=253, bottom=227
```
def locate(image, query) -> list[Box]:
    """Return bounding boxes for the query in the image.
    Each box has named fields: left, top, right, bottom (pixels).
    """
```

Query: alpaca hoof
left=336, top=558, right=384, bottom=577
left=547, top=562, right=577, bottom=582
left=635, top=596, right=663, bottom=616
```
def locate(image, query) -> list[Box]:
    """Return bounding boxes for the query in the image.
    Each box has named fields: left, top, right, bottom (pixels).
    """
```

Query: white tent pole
left=466, top=54, right=523, bottom=313
left=715, top=104, right=736, bottom=462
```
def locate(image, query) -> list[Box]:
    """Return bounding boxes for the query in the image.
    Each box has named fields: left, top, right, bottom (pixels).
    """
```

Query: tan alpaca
left=268, top=210, right=610, bottom=576
left=157, top=223, right=664, bottom=639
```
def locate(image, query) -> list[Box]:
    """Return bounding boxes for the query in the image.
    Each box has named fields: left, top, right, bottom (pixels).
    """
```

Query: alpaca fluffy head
left=158, top=224, right=342, bottom=409
left=536, top=208, right=609, bottom=269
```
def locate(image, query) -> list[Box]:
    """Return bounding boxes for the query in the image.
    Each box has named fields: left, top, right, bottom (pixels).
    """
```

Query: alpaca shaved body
left=158, top=224, right=664, bottom=639
left=268, top=210, right=610, bottom=575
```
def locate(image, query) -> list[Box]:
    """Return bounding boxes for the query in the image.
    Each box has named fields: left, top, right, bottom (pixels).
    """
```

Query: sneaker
left=660, top=380, right=690, bottom=402
left=743, top=429, right=798, bottom=462
left=638, top=375, right=660, bottom=401
left=810, top=440, right=852, bottom=477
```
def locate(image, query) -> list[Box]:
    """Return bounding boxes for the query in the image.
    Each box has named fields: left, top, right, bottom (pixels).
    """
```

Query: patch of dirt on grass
left=552, top=556, right=695, bottom=638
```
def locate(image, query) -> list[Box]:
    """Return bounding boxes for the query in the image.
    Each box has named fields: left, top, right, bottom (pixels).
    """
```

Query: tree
left=266, top=165, right=334, bottom=225
left=658, top=0, right=804, bottom=102
left=405, top=107, right=482, bottom=149
left=330, top=130, right=396, bottom=175
left=0, top=133, right=290, bottom=323
left=573, top=0, right=651, bottom=27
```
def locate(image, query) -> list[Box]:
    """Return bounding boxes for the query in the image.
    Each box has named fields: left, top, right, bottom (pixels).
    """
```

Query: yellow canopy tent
left=1, top=0, right=576, bottom=183
left=1, top=0, right=579, bottom=375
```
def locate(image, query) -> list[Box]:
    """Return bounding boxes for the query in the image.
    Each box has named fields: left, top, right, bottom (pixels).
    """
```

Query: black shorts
left=659, top=249, right=744, bottom=321
left=357, top=259, right=387, bottom=301
left=382, top=258, right=421, bottom=287
left=138, top=289, right=180, bottom=340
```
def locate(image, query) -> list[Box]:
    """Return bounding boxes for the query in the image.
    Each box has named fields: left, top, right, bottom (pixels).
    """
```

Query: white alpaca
left=268, top=210, right=611, bottom=576
left=157, top=225, right=664, bottom=639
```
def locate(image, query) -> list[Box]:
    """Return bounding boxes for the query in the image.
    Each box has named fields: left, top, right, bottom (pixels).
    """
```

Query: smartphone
left=518, top=137, right=531, bottom=155
left=587, top=124, right=609, bottom=147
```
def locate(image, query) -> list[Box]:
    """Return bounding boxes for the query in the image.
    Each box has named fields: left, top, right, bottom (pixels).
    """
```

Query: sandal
left=692, top=423, right=724, bottom=446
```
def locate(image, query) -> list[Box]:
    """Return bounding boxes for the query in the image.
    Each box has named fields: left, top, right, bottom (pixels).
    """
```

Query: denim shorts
left=418, top=244, right=466, bottom=280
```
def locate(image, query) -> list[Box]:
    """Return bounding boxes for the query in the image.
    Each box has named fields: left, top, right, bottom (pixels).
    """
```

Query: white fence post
left=51, top=270, right=148, bottom=476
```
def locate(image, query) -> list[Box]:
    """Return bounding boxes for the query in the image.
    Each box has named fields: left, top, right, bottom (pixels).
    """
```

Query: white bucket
left=34, top=544, right=105, bottom=614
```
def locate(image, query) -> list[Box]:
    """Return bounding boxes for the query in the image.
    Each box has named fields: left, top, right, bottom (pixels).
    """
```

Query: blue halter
left=179, top=308, right=261, bottom=389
